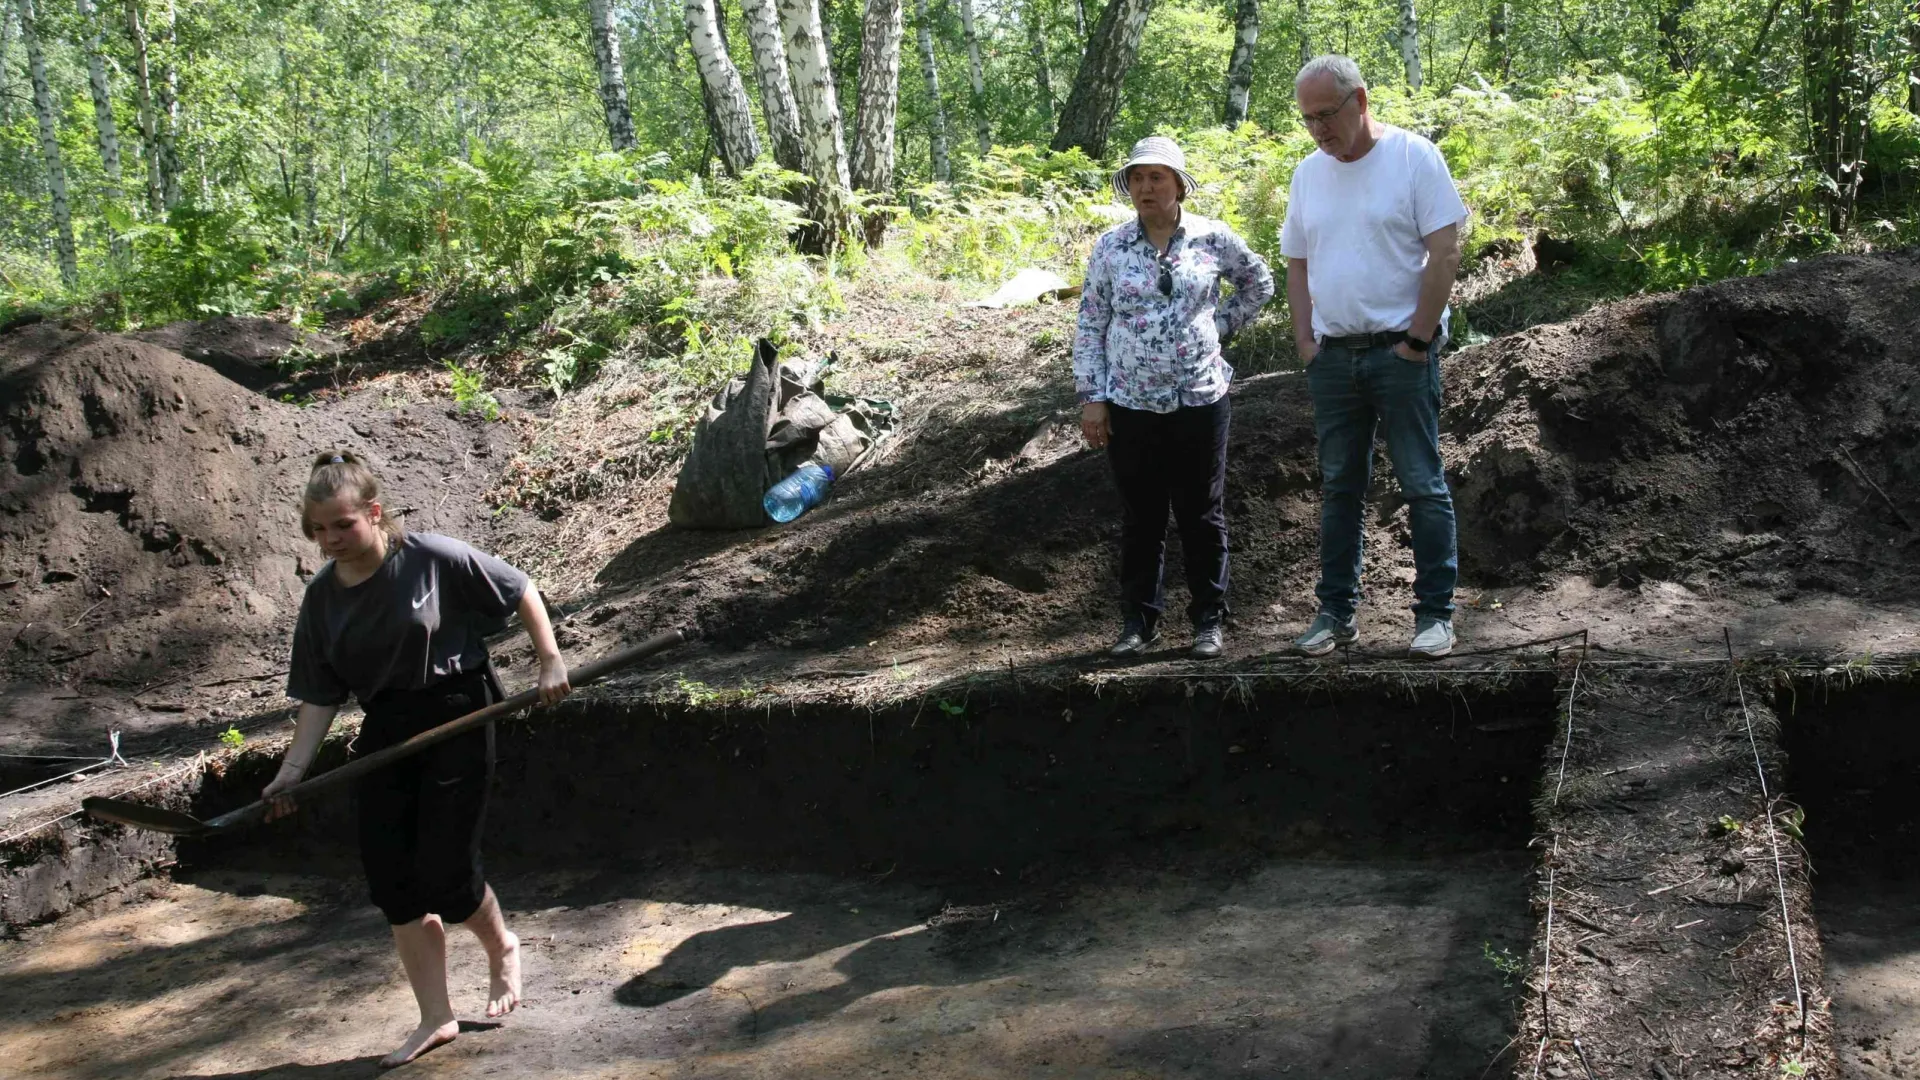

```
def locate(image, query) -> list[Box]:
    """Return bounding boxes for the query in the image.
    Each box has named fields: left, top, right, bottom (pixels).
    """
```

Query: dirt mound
left=1447, top=249, right=1920, bottom=598
left=0, top=323, right=507, bottom=714
left=133, top=316, right=343, bottom=390
left=564, top=251, right=1920, bottom=674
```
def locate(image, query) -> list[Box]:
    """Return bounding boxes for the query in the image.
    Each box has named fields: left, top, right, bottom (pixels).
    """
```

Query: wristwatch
left=1402, top=332, right=1432, bottom=353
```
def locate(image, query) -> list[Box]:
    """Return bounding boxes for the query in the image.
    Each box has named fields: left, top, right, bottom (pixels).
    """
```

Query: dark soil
left=1781, top=678, right=1920, bottom=1079
left=1448, top=251, right=1920, bottom=598
left=0, top=323, right=517, bottom=755
left=1518, top=666, right=1834, bottom=1079
left=536, top=250, right=1920, bottom=690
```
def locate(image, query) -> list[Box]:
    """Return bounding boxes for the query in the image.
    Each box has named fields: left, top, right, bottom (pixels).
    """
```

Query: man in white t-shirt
left=1279, top=55, right=1468, bottom=660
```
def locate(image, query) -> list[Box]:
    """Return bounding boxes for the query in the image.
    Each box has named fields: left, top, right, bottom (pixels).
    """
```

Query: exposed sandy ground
left=1821, top=887, right=1920, bottom=1080
left=0, top=853, right=1531, bottom=1079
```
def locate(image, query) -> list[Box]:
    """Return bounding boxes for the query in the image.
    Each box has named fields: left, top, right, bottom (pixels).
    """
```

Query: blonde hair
left=301, top=450, right=404, bottom=542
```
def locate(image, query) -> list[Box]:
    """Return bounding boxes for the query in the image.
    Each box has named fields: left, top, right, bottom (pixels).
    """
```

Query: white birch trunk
left=125, top=0, right=165, bottom=213
left=1398, top=0, right=1420, bottom=90
left=913, top=0, right=950, bottom=180
left=588, top=0, right=638, bottom=150
left=1296, top=0, right=1309, bottom=63
left=957, top=0, right=989, bottom=153
left=1027, top=0, right=1053, bottom=127
left=1075, top=0, right=1086, bottom=39
left=686, top=0, right=761, bottom=174
left=76, top=0, right=124, bottom=206
left=18, top=0, right=77, bottom=285
left=741, top=0, right=805, bottom=170
left=851, top=0, right=902, bottom=244
left=851, top=0, right=902, bottom=190
left=776, top=0, right=850, bottom=250
left=155, top=0, right=181, bottom=208
left=1223, top=0, right=1257, bottom=125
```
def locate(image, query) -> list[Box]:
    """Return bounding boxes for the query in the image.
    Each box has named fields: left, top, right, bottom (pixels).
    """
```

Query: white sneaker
left=1409, top=617, right=1455, bottom=660
left=1293, top=611, right=1359, bottom=657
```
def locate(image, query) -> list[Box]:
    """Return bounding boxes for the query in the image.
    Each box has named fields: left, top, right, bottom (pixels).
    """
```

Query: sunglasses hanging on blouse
left=1157, top=255, right=1173, bottom=297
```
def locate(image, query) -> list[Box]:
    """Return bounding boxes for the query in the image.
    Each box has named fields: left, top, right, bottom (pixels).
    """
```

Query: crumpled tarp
left=668, top=339, right=892, bottom=529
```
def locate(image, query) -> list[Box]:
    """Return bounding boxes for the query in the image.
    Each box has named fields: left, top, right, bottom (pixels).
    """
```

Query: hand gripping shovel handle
left=86, top=629, right=687, bottom=835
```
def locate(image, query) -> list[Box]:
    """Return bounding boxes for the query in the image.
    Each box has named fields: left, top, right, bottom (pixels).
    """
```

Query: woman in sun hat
left=1074, top=135, right=1275, bottom=661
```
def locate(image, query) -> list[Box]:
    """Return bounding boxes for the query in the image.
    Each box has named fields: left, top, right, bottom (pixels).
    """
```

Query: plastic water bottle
left=764, top=463, right=836, bottom=523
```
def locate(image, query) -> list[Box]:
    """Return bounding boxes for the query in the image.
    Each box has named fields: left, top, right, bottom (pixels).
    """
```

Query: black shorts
left=353, top=667, right=500, bottom=925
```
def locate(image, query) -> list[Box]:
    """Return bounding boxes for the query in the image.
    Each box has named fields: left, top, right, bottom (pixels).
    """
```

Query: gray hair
left=1295, top=55, right=1366, bottom=96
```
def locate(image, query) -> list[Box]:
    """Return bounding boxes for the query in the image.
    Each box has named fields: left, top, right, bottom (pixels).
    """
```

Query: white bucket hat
left=1112, top=136, right=1197, bottom=202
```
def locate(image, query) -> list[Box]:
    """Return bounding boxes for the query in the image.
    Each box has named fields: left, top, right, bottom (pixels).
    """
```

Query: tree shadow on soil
left=167, top=1058, right=386, bottom=1080
left=602, top=855, right=1530, bottom=1075
left=0, top=887, right=396, bottom=1080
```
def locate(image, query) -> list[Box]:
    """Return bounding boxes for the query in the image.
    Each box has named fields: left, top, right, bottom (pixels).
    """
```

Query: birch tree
left=154, top=0, right=181, bottom=208
left=588, top=0, right=638, bottom=149
left=1050, top=0, right=1156, bottom=157
left=1223, top=0, right=1257, bottom=125
left=17, top=0, right=77, bottom=285
left=1027, top=0, right=1053, bottom=127
left=125, top=0, right=182, bottom=210
left=913, top=0, right=950, bottom=180
left=0, top=6, right=14, bottom=127
left=741, top=0, right=805, bottom=171
left=126, top=0, right=166, bottom=212
left=685, top=0, right=760, bottom=174
left=1296, top=0, right=1309, bottom=63
left=77, top=0, right=124, bottom=209
left=1398, top=0, right=1421, bottom=90
left=851, top=0, right=902, bottom=244
left=957, top=0, right=990, bottom=153
left=776, top=0, right=851, bottom=251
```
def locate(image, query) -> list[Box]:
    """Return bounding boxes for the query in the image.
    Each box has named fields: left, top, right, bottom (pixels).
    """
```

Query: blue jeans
left=1306, top=342, right=1457, bottom=621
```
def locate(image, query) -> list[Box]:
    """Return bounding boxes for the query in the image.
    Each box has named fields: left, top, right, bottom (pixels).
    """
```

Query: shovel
left=83, top=628, right=687, bottom=836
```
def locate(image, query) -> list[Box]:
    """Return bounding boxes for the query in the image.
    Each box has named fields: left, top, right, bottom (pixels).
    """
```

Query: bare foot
left=486, top=932, right=522, bottom=1018
left=379, top=1018, right=458, bottom=1069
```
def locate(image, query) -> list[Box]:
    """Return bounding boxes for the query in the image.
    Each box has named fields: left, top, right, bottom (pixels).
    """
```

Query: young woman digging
left=263, top=450, right=571, bottom=1069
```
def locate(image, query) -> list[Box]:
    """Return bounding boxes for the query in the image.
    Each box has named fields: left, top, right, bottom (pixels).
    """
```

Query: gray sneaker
left=1293, top=611, right=1359, bottom=657
left=1409, top=617, right=1455, bottom=660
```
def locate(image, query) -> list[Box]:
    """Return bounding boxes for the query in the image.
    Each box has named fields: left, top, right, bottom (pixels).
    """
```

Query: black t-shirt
left=287, top=533, right=530, bottom=707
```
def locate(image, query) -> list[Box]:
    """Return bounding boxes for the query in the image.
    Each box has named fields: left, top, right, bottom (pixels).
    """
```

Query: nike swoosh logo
left=413, top=584, right=436, bottom=610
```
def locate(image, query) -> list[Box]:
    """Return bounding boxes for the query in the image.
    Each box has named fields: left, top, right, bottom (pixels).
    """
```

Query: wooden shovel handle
left=211, top=629, right=687, bottom=830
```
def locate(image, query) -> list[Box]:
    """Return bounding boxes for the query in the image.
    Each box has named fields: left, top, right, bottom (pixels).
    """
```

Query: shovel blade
left=81, top=796, right=209, bottom=835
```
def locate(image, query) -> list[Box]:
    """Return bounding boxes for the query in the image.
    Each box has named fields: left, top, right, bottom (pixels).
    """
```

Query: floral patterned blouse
left=1073, top=211, right=1275, bottom=413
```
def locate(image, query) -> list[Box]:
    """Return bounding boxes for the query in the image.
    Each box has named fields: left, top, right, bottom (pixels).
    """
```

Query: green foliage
left=445, top=361, right=501, bottom=420
left=218, top=726, right=246, bottom=750
left=1482, top=942, right=1525, bottom=986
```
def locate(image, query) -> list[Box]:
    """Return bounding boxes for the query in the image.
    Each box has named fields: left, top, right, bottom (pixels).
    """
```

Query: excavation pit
left=3, top=677, right=1558, bottom=1078
left=1784, top=678, right=1920, bottom=1079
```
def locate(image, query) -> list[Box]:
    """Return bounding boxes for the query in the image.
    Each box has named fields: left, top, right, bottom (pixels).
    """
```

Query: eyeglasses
left=1157, top=255, right=1174, bottom=297
left=1299, top=89, right=1358, bottom=129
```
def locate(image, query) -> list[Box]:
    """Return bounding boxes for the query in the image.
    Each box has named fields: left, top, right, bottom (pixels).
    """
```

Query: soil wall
left=190, top=677, right=1558, bottom=877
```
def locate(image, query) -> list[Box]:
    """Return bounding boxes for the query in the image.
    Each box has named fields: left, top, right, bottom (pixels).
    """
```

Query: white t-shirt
left=1279, top=124, right=1468, bottom=340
